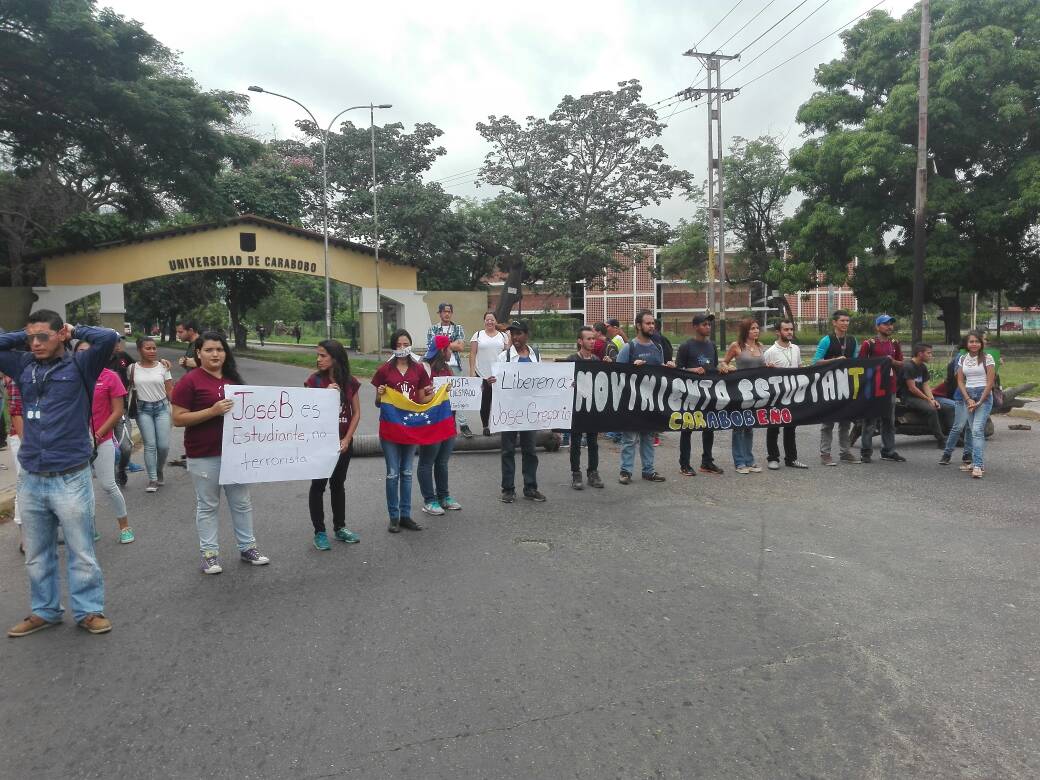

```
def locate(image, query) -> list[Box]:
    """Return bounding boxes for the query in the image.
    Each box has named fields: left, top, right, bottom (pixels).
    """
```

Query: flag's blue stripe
left=380, top=399, right=453, bottom=428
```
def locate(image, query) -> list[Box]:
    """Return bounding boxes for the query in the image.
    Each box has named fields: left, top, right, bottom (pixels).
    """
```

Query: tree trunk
left=225, top=278, right=247, bottom=351
left=937, top=294, right=961, bottom=344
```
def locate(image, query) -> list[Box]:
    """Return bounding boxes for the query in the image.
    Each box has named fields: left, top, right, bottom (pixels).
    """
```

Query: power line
left=429, top=166, right=482, bottom=184
left=734, top=0, right=815, bottom=57
left=693, top=0, right=746, bottom=50
left=715, top=0, right=778, bottom=52
left=726, top=0, right=836, bottom=81
left=736, top=0, right=887, bottom=90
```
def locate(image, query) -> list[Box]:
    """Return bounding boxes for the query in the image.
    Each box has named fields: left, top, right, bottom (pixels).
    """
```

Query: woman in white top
left=132, top=336, right=175, bottom=492
left=941, top=330, right=996, bottom=478
left=469, top=311, right=510, bottom=436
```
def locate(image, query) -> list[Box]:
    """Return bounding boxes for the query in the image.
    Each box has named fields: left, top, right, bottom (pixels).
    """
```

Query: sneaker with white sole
left=119, top=527, right=135, bottom=544
left=422, top=501, right=445, bottom=516
left=767, top=460, right=780, bottom=470
left=441, top=496, right=462, bottom=511
left=200, top=554, right=222, bottom=575
left=735, top=466, right=751, bottom=474
left=145, top=481, right=158, bottom=493
left=239, top=547, right=270, bottom=566
left=786, top=460, right=809, bottom=469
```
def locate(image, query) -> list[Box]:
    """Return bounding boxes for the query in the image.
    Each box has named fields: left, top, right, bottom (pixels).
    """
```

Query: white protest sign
left=433, top=375, right=483, bottom=411
left=219, top=385, right=340, bottom=484
left=489, top=362, right=575, bottom=432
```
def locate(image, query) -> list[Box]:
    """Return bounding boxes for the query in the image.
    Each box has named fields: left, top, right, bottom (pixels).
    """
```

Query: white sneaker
left=747, top=464, right=763, bottom=473
left=735, top=466, right=751, bottom=475
left=767, top=460, right=780, bottom=470
left=145, top=481, right=158, bottom=493
left=422, top=501, right=445, bottom=516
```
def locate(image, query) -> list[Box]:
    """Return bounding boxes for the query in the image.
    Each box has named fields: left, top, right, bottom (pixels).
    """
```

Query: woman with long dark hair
left=131, top=336, right=174, bottom=493
left=469, top=311, right=509, bottom=436
left=171, top=332, right=269, bottom=574
left=372, top=329, right=432, bottom=533
left=304, top=339, right=362, bottom=550
left=418, top=334, right=461, bottom=516
left=76, top=340, right=134, bottom=544
left=941, top=330, right=996, bottom=478
left=722, top=318, right=766, bottom=474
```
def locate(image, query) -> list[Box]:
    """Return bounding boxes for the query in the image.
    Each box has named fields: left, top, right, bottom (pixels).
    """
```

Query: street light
left=247, top=86, right=391, bottom=346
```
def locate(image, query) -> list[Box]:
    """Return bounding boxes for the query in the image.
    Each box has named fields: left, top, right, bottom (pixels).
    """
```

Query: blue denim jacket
left=0, top=326, right=118, bottom=473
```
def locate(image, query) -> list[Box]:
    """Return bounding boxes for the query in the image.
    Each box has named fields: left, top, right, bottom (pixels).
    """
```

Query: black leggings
left=480, top=378, right=492, bottom=430
left=308, top=447, right=352, bottom=533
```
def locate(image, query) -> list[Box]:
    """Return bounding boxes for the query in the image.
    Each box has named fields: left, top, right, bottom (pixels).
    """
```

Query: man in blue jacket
left=0, top=310, right=118, bottom=637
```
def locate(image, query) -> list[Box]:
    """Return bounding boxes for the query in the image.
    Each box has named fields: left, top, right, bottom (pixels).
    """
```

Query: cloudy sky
left=106, top=0, right=918, bottom=225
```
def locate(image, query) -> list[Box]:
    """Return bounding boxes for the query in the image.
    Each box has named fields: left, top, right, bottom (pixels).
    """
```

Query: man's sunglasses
left=25, top=332, right=56, bottom=344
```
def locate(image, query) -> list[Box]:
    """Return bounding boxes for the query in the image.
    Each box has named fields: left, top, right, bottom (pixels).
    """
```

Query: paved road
left=1, top=354, right=1039, bottom=778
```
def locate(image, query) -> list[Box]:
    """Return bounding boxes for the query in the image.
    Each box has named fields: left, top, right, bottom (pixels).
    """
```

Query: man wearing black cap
left=488, top=320, right=545, bottom=503
left=676, top=313, right=729, bottom=475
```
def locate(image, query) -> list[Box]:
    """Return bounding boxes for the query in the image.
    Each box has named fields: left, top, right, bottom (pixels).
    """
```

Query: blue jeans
left=943, top=388, right=992, bottom=468
left=731, top=427, right=755, bottom=468
left=136, top=399, right=171, bottom=481
left=861, top=397, right=896, bottom=456
left=621, top=431, right=656, bottom=476
left=19, top=465, right=105, bottom=622
left=382, top=441, right=416, bottom=519
left=938, top=397, right=972, bottom=457
left=418, top=436, right=455, bottom=503
left=186, top=456, right=256, bottom=555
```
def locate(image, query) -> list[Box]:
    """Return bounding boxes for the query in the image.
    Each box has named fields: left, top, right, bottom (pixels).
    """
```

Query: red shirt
left=304, top=372, right=361, bottom=438
left=3, top=375, right=21, bottom=417
left=171, top=368, right=236, bottom=458
left=91, top=368, right=127, bottom=443
left=859, top=338, right=903, bottom=393
left=371, top=359, right=431, bottom=403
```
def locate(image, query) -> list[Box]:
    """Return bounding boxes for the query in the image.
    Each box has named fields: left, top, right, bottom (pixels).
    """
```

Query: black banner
left=570, top=359, right=894, bottom=433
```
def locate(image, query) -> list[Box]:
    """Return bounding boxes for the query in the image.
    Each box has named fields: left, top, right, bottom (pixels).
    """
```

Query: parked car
left=1000, top=321, right=1023, bottom=331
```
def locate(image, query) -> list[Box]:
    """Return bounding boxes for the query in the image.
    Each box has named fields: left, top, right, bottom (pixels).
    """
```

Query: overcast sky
left=106, top=0, right=918, bottom=226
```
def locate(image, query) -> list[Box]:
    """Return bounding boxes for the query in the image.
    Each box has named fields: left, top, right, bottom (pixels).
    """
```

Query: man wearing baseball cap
left=857, top=314, right=905, bottom=463
left=675, top=313, right=730, bottom=475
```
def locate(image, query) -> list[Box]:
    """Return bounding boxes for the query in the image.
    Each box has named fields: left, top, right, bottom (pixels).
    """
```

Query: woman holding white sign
left=469, top=311, right=509, bottom=436
left=171, top=332, right=270, bottom=575
left=372, top=329, right=432, bottom=533
left=304, top=340, right=361, bottom=550
left=419, top=335, right=461, bottom=517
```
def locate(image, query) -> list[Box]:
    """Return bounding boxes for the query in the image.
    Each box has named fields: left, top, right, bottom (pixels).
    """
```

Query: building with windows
left=485, top=247, right=856, bottom=333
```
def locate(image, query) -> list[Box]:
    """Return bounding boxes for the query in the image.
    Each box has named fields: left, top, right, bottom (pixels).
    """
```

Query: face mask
left=393, top=348, right=412, bottom=359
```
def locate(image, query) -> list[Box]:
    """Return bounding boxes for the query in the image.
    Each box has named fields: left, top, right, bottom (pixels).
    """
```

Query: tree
left=658, top=218, right=709, bottom=287
left=724, top=136, right=792, bottom=282
left=783, top=0, right=1040, bottom=342
left=125, top=275, right=219, bottom=340
left=417, top=199, right=505, bottom=291
left=0, top=0, right=259, bottom=283
left=476, top=79, right=693, bottom=291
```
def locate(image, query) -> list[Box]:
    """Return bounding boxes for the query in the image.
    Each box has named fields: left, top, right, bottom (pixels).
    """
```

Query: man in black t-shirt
left=899, top=343, right=947, bottom=445
left=675, top=313, right=731, bottom=476
left=562, top=326, right=604, bottom=490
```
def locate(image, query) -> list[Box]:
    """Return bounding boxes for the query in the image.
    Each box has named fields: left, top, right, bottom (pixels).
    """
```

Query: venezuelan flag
left=378, top=383, right=456, bottom=446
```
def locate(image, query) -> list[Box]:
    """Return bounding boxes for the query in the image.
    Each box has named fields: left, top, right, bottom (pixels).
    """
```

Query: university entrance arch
left=30, top=215, right=428, bottom=352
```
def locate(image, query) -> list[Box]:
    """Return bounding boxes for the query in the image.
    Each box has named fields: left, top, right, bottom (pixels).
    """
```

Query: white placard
left=489, top=362, right=575, bottom=432
left=433, top=375, right=483, bottom=411
left=219, top=385, right=340, bottom=484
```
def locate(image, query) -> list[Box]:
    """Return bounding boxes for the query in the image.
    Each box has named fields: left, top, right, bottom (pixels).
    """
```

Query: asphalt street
left=1, top=351, right=1039, bottom=778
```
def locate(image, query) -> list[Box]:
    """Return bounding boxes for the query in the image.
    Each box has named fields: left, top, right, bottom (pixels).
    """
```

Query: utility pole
left=682, top=49, right=739, bottom=345
left=911, top=0, right=930, bottom=344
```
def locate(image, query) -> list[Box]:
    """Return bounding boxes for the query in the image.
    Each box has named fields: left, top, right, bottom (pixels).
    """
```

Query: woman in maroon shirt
left=371, top=329, right=432, bottom=533
left=304, top=339, right=362, bottom=550
left=171, top=332, right=270, bottom=575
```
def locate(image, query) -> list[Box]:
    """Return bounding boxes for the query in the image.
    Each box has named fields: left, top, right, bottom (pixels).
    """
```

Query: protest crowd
left=0, top=303, right=998, bottom=637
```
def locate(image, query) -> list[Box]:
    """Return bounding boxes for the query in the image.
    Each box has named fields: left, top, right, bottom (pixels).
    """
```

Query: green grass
left=236, top=348, right=382, bottom=377
left=997, top=359, right=1040, bottom=393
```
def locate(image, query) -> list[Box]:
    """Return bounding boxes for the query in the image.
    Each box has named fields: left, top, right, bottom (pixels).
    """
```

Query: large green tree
left=724, top=136, right=792, bottom=283
left=476, top=79, right=692, bottom=291
left=0, top=0, right=259, bottom=284
left=784, top=0, right=1040, bottom=342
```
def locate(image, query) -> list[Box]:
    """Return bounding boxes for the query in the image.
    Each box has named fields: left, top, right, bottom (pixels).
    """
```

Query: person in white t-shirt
left=941, top=330, right=996, bottom=478
left=131, top=337, right=174, bottom=492
left=469, top=311, right=510, bottom=436
left=763, top=319, right=808, bottom=470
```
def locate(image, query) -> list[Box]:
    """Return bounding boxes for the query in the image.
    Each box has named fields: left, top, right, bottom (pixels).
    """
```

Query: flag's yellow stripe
left=381, top=383, right=450, bottom=413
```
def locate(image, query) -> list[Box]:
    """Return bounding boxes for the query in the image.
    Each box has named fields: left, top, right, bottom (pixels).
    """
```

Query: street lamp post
left=247, top=86, right=391, bottom=346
